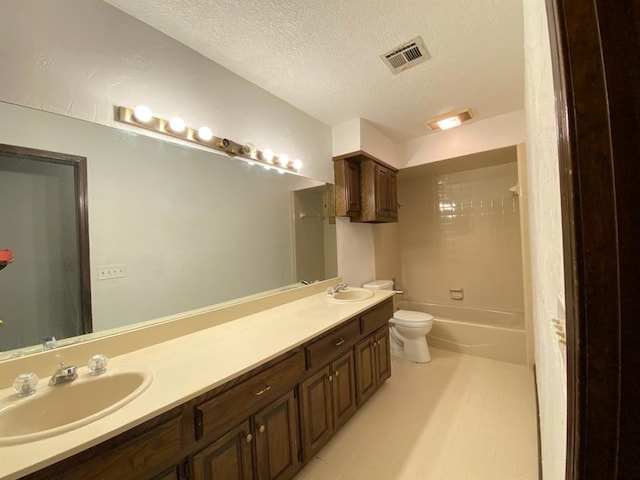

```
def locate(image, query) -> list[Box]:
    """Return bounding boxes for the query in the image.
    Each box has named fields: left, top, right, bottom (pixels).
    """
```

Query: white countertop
left=0, top=288, right=394, bottom=480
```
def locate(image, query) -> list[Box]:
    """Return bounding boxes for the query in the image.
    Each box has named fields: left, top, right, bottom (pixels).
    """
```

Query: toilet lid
left=392, top=310, right=433, bottom=326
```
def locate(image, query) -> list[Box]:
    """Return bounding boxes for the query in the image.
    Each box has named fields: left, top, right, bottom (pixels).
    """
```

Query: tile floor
left=297, top=348, right=539, bottom=480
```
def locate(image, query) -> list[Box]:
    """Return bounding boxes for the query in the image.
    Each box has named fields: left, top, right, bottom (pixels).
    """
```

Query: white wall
left=330, top=118, right=399, bottom=287
left=0, top=0, right=332, bottom=183
left=401, top=110, right=526, bottom=168
left=523, top=1, right=567, bottom=479
left=359, top=119, right=401, bottom=168
left=331, top=119, right=361, bottom=157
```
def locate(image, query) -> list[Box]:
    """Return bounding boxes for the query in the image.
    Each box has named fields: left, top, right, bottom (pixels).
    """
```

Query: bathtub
left=398, top=301, right=527, bottom=365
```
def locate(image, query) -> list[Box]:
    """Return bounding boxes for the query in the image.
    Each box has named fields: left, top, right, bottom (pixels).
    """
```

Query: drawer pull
left=252, top=384, right=272, bottom=396
left=333, top=338, right=346, bottom=347
left=245, top=433, right=253, bottom=443
left=258, top=424, right=266, bottom=434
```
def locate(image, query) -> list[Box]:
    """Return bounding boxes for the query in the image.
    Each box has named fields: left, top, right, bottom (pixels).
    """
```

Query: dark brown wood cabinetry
left=254, top=391, right=300, bottom=480
left=355, top=327, right=392, bottom=406
left=300, top=349, right=357, bottom=459
left=24, top=298, right=393, bottom=480
left=333, top=157, right=361, bottom=217
left=191, top=420, right=254, bottom=480
left=22, top=413, right=185, bottom=480
left=333, top=151, right=398, bottom=223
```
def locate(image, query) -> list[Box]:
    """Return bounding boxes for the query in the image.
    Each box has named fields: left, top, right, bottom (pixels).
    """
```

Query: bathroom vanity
left=1, top=288, right=393, bottom=480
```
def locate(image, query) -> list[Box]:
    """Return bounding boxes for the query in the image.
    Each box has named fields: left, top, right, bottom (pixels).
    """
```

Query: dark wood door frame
left=0, top=143, right=92, bottom=336
left=546, top=1, right=640, bottom=478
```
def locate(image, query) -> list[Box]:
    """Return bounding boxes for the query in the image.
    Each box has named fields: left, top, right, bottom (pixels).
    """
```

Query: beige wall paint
left=401, top=110, right=526, bottom=168
left=523, top=1, right=567, bottom=478
left=372, top=223, right=402, bottom=285
left=516, top=144, right=535, bottom=367
left=0, top=1, right=332, bottom=183
left=396, top=153, right=524, bottom=317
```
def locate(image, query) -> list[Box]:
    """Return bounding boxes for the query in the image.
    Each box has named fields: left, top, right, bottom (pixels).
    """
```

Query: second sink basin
left=0, top=367, right=152, bottom=445
left=326, top=288, right=375, bottom=303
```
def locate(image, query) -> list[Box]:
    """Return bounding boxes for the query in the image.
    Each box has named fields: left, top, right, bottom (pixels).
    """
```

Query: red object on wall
left=0, top=249, right=14, bottom=270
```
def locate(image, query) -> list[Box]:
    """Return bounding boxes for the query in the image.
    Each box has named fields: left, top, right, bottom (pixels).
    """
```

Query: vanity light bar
left=115, top=106, right=303, bottom=173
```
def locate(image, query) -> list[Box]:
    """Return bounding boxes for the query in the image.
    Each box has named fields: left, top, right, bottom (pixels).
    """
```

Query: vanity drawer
left=360, top=299, right=393, bottom=335
left=195, top=349, right=304, bottom=441
left=305, top=318, right=360, bottom=369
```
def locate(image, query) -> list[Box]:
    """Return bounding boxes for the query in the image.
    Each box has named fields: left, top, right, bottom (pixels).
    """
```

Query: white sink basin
left=326, top=288, right=375, bottom=303
left=0, top=367, right=152, bottom=445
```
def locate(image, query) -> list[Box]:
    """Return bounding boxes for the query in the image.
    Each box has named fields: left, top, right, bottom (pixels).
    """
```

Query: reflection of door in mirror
left=293, top=185, right=338, bottom=283
left=0, top=144, right=91, bottom=353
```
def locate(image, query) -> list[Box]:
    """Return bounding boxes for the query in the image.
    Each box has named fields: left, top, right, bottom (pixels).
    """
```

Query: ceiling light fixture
left=115, top=106, right=301, bottom=174
left=426, top=108, right=473, bottom=132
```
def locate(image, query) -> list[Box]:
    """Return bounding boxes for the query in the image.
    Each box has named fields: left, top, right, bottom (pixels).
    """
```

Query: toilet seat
left=391, top=310, right=433, bottom=327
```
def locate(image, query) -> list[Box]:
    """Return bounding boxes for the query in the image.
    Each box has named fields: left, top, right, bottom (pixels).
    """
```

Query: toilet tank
left=362, top=280, right=394, bottom=290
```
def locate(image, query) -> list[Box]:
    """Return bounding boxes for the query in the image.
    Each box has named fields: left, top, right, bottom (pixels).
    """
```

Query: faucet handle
left=13, top=373, right=38, bottom=397
left=88, top=354, right=109, bottom=376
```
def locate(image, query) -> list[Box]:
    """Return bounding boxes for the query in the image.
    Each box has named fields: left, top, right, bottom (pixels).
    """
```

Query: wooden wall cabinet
left=333, top=157, right=361, bottom=217
left=333, top=151, right=398, bottom=223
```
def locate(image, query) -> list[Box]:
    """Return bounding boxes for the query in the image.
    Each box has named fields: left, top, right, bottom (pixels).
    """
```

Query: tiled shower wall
left=398, top=159, right=525, bottom=320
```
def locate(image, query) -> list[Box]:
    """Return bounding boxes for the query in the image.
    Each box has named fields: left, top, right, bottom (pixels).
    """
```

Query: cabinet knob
left=258, top=424, right=266, bottom=434
left=333, top=338, right=345, bottom=347
left=328, top=375, right=333, bottom=382
left=245, top=433, right=253, bottom=443
left=335, top=370, right=339, bottom=377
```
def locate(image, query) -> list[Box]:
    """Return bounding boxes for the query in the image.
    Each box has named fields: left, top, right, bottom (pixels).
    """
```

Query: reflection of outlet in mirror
left=97, top=264, right=127, bottom=280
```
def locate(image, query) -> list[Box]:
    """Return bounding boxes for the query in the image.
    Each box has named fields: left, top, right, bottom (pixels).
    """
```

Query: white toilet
left=362, top=280, right=434, bottom=363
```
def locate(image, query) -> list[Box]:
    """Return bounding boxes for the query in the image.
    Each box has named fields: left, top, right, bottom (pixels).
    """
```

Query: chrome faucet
left=48, top=362, right=78, bottom=386
left=327, top=282, right=348, bottom=296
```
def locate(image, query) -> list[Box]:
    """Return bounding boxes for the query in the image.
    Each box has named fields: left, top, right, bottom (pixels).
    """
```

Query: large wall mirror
left=0, top=101, right=337, bottom=359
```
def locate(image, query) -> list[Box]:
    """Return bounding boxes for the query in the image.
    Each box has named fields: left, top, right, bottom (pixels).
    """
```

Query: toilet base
left=389, top=327, right=431, bottom=363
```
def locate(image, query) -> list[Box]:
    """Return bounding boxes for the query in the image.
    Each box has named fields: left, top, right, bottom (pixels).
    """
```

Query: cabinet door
left=374, top=327, right=391, bottom=385
left=374, top=164, right=390, bottom=218
left=346, top=160, right=361, bottom=215
left=334, top=158, right=361, bottom=217
left=355, top=336, right=377, bottom=405
left=254, top=390, right=300, bottom=480
left=330, top=349, right=358, bottom=430
left=191, top=420, right=254, bottom=480
left=300, top=366, right=334, bottom=459
left=387, top=170, right=398, bottom=219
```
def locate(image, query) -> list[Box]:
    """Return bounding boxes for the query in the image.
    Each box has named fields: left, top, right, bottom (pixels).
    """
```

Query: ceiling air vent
left=380, top=36, right=430, bottom=74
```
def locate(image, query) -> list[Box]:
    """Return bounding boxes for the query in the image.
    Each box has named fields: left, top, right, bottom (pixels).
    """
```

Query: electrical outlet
left=97, top=264, right=127, bottom=280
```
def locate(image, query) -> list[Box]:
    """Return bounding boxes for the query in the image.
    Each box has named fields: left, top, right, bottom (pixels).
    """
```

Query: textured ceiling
left=105, top=0, right=524, bottom=142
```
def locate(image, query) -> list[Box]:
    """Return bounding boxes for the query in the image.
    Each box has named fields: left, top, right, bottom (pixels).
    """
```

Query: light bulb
left=436, top=116, right=462, bottom=130
left=262, top=149, right=274, bottom=163
left=197, top=126, right=213, bottom=141
left=278, top=154, right=289, bottom=167
left=292, top=159, right=303, bottom=170
left=133, top=105, right=153, bottom=123
left=168, top=117, right=186, bottom=133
